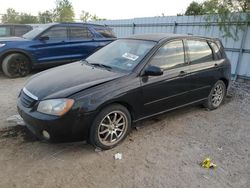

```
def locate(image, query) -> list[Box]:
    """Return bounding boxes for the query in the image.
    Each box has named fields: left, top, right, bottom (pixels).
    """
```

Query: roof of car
left=124, top=33, right=213, bottom=42
left=58, top=22, right=108, bottom=27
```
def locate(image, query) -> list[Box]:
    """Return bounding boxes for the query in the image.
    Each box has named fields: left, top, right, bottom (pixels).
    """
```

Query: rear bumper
left=17, top=98, right=96, bottom=142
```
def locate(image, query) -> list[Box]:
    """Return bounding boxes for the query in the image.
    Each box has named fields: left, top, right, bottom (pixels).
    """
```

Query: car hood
left=0, top=37, right=29, bottom=42
left=24, top=62, right=126, bottom=100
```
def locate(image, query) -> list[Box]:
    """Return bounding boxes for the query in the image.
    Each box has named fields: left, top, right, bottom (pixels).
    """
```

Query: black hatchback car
left=17, top=33, right=231, bottom=149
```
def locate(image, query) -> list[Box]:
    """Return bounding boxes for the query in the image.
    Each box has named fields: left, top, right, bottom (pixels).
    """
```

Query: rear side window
left=210, top=41, right=222, bottom=59
left=0, top=26, right=11, bottom=37
left=14, top=26, right=32, bottom=37
left=69, top=26, right=93, bottom=40
left=94, top=27, right=116, bottom=38
left=41, top=26, right=68, bottom=41
left=187, top=40, right=213, bottom=64
left=150, top=40, right=185, bottom=70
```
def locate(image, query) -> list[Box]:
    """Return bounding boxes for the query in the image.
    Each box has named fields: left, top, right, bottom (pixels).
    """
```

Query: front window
left=86, top=39, right=156, bottom=72
left=150, top=40, right=185, bottom=70
left=22, top=24, right=53, bottom=39
left=40, top=26, right=68, bottom=41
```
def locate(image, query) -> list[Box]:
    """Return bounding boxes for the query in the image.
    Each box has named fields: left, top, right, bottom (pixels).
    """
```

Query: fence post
left=233, top=22, right=249, bottom=81
left=173, top=21, right=178, bottom=33
left=132, top=23, right=136, bottom=35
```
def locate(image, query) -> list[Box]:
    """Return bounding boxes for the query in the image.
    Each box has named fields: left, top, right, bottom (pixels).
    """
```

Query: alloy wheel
left=211, top=82, right=225, bottom=107
left=8, top=57, right=30, bottom=76
left=97, top=111, right=128, bottom=146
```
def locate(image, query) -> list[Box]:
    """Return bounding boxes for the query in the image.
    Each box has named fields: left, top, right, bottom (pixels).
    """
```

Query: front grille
left=20, top=90, right=37, bottom=108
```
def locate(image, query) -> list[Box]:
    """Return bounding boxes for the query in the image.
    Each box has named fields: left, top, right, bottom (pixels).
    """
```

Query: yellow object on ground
left=201, top=158, right=217, bottom=169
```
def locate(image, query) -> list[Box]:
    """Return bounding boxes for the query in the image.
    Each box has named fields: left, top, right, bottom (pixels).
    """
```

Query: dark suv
left=0, top=23, right=116, bottom=77
left=0, top=24, right=33, bottom=38
left=17, top=34, right=231, bottom=149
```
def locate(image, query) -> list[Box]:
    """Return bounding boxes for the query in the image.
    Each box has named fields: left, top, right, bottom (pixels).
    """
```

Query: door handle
left=179, top=71, right=187, bottom=77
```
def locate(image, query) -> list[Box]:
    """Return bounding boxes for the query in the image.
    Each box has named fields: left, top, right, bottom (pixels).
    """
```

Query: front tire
left=205, top=80, right=226, bottom=110
left=89, top=104, right=131, bottom=150
left=2, top=53, right=31, bottom=78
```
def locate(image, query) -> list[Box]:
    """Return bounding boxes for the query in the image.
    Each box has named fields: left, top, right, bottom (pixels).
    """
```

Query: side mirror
left=143, top=65, right=164, bottom=76
left=39, top=35, right=49, bottom=41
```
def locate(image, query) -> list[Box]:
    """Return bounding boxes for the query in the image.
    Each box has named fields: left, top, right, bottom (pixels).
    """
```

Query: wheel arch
left=219, top=77, right=229, bottom=89
left=0, top=49, right=34, bottom=70
left=96, top=100, right=136, bottom=122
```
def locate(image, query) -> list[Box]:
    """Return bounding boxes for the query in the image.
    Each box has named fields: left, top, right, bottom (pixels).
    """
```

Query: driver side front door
left=140, top=40, right=194, bottom=118
left=32, top=25, right=73, bottom=65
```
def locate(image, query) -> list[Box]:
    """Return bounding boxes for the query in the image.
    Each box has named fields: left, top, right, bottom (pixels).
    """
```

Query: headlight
left=37, top=99, right=74, bottom=116
left=0, top=43, right=6, bottom=48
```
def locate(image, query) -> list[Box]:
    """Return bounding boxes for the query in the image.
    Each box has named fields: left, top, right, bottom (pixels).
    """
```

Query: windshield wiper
left=91, top=63, right=113, bottom=70
left=81, top=59, right=93, bottom=67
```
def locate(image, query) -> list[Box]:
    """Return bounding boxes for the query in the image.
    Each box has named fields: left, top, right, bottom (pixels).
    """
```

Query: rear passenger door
left=186, top=39, right=223, bottom=101
left=68, top=26, right=99, bottom=59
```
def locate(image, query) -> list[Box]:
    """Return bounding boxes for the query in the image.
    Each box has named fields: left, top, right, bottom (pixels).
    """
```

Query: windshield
left=86, top=39, right=156, bottom=72
left=22, top=24, right=52, bottom=39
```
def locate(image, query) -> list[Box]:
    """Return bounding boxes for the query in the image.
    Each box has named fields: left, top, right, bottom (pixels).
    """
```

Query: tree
left=38, top=10, right=54, bottom=23
left=185, top=1, right=204, bottom=15
left=185, top=0, right=250, bottom=15
left=91, top=14, right=106, bottom=21
left=2, top=8, right=38, bottom=24
left=80, top=11, right=92, bottom=22
left=184, top=0, right=250, bottom=39
left=1, top=8, right=19, bottom=23
left=19, top=13, right=38, bottom=24
left=80, top=10, right=106, bottom=22
left=54, top=0, right=75, bottom=22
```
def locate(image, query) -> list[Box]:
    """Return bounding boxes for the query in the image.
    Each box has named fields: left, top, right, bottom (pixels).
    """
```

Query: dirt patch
left=0, top=126, right=37, bottom=142
left=0, top=72, right=250, bottom=188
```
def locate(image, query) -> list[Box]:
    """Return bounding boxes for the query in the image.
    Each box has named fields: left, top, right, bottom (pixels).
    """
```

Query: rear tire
left=89, top=104, right=131, bottom=150
left=204, top=80, right=226, bottom=110
left=2, top=53, right=31, bottom=78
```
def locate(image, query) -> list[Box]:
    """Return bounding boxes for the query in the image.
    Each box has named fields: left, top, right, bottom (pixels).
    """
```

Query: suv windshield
left=86, top=39, right=156, bottom=72
left=22, top=24, right=52, bottom=39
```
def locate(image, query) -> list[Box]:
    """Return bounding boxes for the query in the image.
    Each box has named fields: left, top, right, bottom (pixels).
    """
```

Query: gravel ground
left=0, top=71, right=250, bottom=188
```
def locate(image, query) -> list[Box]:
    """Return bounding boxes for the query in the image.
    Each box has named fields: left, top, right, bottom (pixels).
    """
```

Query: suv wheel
left=205, top=80, right=226, bottom=110
left=2, top=53, right=31, bottom=78
left=89, top=104, right=131, bottom=150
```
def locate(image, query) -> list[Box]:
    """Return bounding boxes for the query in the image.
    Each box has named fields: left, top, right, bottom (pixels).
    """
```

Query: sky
left=0, top=0, right=199, bottom=20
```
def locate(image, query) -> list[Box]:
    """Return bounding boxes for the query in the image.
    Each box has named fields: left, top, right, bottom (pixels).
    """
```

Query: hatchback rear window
left=187, top=40, right=213, bottom=64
